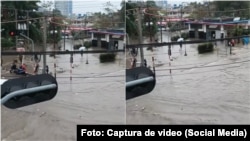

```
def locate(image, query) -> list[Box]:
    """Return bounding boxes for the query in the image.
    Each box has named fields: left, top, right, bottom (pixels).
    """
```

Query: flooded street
left=126, top=32, right=250, bottom=124
left=1, top=32, right=250, bottom=140
left=2, top=40, right=126, bottom=140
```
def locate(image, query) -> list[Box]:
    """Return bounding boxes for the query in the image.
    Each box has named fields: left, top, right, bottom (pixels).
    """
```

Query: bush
left=181, top=32, right=189, bottom=40
left=171, top=36, right=180, bottom=41
left=84, top=41, right=92, bottom=48
left=170, top=32, right=189, bottom=41
left=73, top=44, right=82, bottom=49
left=99, top=53, right=116, bottom=63
left=198, top=43, right=214, bottom=54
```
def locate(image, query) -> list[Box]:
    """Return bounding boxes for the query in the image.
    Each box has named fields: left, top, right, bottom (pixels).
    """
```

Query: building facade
left=55, top=0, right=72, bottom=17
left=186, top=18, right=250, bottom=40
left=90, top=29, right=125, bottom=50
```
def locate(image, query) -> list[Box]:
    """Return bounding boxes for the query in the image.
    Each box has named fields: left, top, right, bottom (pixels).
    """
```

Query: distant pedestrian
left=131, top=57, right=137, bottom=68
left=45, top=65, right=49, bottom=74
left=34, top=54, right=39, bottom=62
left=144, top=59, right=147, bottom=67
left=115, top=43, right=118, bottom=50
left=180, top=42, right=182, bottom=49
left=168, top=45, right=172, bottom=60
left=34, top=63, right=39, bottom=75
left=80, top=50, right=83, bottom=57
left=212, top=33, right=215, bottom=39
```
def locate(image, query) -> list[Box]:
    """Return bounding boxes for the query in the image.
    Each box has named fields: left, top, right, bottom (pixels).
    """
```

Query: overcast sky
left=46, top=0, right=204, bottom=15
left=71, top=0, right=205, bottom=14
left=72, top=0, right=122, bottom=15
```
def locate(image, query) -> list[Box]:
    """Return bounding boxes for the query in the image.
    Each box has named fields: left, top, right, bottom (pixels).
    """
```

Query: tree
left=1, top=0, right=42, bottom=48
left=143, top=0, right=158, bottom=41
left=125, top=1, right=138, bottom=38
left=92, top=1, right=124, bottom=29
left=188, top=2, right=210, bottom=20
left=47, top=9, right=63, bottom=43
left=214, top=1, right=250, bottom=18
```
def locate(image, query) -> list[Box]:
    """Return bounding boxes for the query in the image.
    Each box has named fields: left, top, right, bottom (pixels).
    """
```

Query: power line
left=1, top=50, right=125, bottom=55
left=1, top=17, right=43, bottom=24
left=126, top=35, right=250, bottom=48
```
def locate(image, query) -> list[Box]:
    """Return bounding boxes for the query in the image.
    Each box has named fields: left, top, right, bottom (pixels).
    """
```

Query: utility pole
left=26, top=11, right=29, bottom=49
left=180, top=4, right=183, bottom=29
left=64, top=25, right=66, bottom=50
left=149, top=15, right=152, bottom=42
left=53, top=10, right=56, bottom=78
left=137, top=6, right=144, bottom=67
left=207, top=1, right=210, bottom=17
left=146, top=4, right=152, bottom=42
left=43, top=16, right=47, bottom=74
left=160, top=16, right=163, bottom=43
left=85, top=14, right=89, bottom=64
left=15, top=9, right=17, bottom=49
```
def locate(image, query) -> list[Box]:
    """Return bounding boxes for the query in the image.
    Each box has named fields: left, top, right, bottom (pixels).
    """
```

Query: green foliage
left=126, top=1, right=159, bottom=40
left=47, top=9, right=63, bottom=43
left=92, top=1, right=124, bottom=28
left=1, top=1, right=40, bottom=11
left=126, top=2, right=138, bottom=38
left=181, top=32, right=189, bottom=40
left=171, top=36, right=180, bottom=41
left=143, top=1, right=158, bottom=38
left=99, top=53, right=116, bottom=63
left=214, top=1, right=250, bottom=18
left=84, top=41, right=92, bottom=48
left=198, top=43, right=214, bottom=54
left=1, top=38, right=15, bottom=49
left=73, top=44, right=82, bottom=50
left=29, top=24, right=43, bottom=43
left=187, top=2, right=209, bottom=20
left=1, top=1, right=42, bottom=43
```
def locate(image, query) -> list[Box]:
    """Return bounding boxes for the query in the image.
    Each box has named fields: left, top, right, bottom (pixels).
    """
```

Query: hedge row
left=198, top=43, right=214, bottom=54
left=73, top=44, right=82, bottom=49
left=99, top=53, right=116, bottom=63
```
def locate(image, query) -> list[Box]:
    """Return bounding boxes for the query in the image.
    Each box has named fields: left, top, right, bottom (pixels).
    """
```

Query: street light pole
left=86, top=47, right=89, bottom=64
left=53, top=10, right=56, bottom=78
left=137, top=6, right=144, bottom=67
left=42, top=16, right=47, bottom=74
left=19, top=33, right=34, bottom=53
left=184, top=43, right=187, bottom=56
left=160, top=17, right=163, bottom=43
left=182, top=2, right=188, bottom=56
left=64, top=25, right=66, bottom=50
